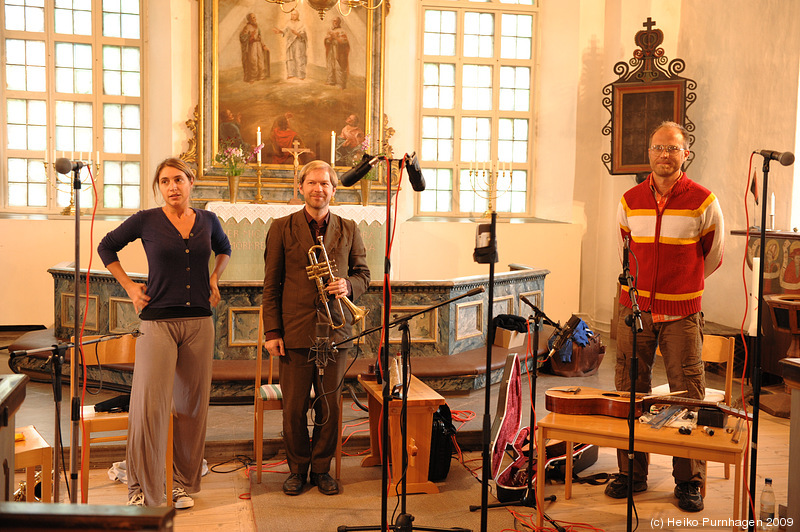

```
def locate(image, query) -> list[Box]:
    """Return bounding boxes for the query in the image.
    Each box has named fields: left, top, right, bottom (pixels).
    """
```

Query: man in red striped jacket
left=606, top=121, right=724, bottom=512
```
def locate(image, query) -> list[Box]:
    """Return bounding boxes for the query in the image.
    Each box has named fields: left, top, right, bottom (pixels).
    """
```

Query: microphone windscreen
left=779, top=151, right=795, bottom=166
left=404, top=153, right=426, bottom=191
left=55, top=158, right=74, bottom=174
left=340, top=154, right=373, bottom=187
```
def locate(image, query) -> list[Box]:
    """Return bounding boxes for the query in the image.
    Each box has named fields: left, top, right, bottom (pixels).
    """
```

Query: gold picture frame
left=196, top=0, right=387, bottom=179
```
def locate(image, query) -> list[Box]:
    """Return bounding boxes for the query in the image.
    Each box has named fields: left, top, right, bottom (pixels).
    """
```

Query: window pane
left=7, top=158, right=47, bottom=207
left=500, top=14, right=532, bottom=59
left=5, top=2, right=44, bottom=32
left=462, top=65, right=492, bottom=110
left=54, top=42, right=93, bottom=93
left=421, top=116, right=454, bottom=162
left=423, top=10, right=457, bottom=57
left=54, top=2, right=92, bottom=36
left=5, top=39, right=46, bottom=92
left=464, top=12, right=494, bottom=58
left=419, top=168, right=452, bottom=212
left=423, top=63, right=456, bottom=109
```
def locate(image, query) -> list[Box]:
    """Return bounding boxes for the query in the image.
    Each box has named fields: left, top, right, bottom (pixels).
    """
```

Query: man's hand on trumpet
left=325, top=277, right=349, bottom=299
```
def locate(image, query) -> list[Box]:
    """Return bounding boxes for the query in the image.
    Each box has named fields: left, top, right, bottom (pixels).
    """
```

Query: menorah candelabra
left=469, top=160, right=511, bottom=218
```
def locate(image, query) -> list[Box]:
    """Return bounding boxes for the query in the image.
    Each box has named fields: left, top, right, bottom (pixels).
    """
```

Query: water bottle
left=759, top=477, right=775, bottom=531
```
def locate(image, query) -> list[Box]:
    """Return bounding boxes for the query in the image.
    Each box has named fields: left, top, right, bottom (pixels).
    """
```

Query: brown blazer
left=261, top=209, right=370, bottom=349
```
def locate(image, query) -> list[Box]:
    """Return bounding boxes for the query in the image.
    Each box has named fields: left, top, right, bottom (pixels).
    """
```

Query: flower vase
left=227, top=173, right=240, bottom=203
left=360, top=179, right=371, bottom=206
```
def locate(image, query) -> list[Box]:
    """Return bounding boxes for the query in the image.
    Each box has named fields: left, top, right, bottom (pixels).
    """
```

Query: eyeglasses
left=649, top=145, right=685, bottom=154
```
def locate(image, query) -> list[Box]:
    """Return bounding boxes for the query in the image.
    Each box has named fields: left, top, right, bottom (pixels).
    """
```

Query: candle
left=96, top=150, right=100, bottom=164
left=330, top=131, right=336, bottom=167
left=469, top=160, right=473, bottom=173
left=771, top=192, right=775, bottom=217
left=256, top=127, right=262, bottom=164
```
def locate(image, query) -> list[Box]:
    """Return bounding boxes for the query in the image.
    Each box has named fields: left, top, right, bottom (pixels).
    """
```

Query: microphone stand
left=336, top=156, right=478, bottom=532
left=470, top=303, right=561, bottom=531
left=334, top=291, right=482, bottom=532
left=619, top=240, right=642, bottom=532
left=747, top=155, right=772, bottom=531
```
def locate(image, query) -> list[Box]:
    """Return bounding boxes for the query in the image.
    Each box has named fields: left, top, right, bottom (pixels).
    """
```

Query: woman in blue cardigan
left=98, top=158, right=231, bottom=508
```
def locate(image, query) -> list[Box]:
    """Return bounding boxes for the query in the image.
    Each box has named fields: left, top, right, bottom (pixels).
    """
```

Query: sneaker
left=126, top=492, right=145, bottom=507
left=604, top=473, right=647, bottom=499
left=674, top=482, right=703, bottom=512
left=172, top=486, right=194, bottom=509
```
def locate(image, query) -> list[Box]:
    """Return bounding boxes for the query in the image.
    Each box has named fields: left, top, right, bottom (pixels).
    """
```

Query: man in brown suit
left=262, top=160, right=370, bottom=496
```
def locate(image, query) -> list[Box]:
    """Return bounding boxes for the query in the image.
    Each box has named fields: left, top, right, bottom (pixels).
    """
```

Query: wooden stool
left=14, top=425, right=52, bottom=503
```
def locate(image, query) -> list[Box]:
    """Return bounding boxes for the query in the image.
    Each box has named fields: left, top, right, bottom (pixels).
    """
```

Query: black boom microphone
left=55, top=157, right=85, bottom=174
left=547, top=314, right=582, bottom=359
left=755, top=150, right=795, bottom=166
left=340, top=153, right=382, bottom=187
left=403, top=152, right=426, bottom=191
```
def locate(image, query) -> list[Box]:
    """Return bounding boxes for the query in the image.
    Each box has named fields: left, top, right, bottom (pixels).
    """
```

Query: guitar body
left=545, top=386, right=645, bottom=418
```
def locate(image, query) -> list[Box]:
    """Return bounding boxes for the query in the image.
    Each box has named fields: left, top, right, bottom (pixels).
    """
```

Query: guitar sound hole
left=601, top=392, right=627, bottom=398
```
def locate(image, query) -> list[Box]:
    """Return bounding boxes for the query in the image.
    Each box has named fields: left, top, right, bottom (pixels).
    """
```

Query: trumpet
left=306, top=235, right=368, bottom=329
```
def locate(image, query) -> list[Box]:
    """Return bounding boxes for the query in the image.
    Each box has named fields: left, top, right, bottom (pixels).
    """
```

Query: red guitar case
left=490, top=353, right=597, bottom=502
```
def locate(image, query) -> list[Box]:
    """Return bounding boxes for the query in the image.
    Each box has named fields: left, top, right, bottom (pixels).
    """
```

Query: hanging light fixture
left=263, top=0, right=384, bottom=20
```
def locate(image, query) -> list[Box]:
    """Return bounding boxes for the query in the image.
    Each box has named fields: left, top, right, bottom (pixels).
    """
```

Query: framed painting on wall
left=611, top=80, right=685, bottom=175
left=197, top=0, right=385, bottom=177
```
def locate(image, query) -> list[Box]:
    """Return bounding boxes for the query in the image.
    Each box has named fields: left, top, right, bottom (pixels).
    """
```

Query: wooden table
left=358, top=374, right=445, bottom=494
left=13, top=425, right=52, bottom=502
left=535, top=412, right=748, bottom=529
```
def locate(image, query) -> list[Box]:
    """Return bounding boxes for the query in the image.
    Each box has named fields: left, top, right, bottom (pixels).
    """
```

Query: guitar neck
left=642, top=395, right=751, bottom=421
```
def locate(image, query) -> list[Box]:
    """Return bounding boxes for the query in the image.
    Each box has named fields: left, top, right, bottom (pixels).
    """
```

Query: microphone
left=546, top=314, right=582, bottom=360
left=403, top=152, right=426, bottom=191
left=619, top=235, right=631, bottom=286
left=755, top=150, right=795, bottom=166
left=311, top=322, right=335, bottom=376
left=520, top=295, right=542, bottom=316
left=340, top=153, right=382, bottom=187
left=55, top=157, right=85, bottom=174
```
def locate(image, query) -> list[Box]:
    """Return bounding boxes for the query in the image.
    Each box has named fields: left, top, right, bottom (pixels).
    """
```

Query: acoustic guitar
left=544, top=386, right=750, bottom=420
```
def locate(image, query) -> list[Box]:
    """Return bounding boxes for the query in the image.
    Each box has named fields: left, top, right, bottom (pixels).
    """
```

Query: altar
left=206, top=202, right=386, bottom=281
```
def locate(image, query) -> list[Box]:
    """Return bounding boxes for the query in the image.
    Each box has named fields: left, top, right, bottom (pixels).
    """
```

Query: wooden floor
left=5, top=328, right=793, bottom=531
left=13, top=409, right=790, bottom=532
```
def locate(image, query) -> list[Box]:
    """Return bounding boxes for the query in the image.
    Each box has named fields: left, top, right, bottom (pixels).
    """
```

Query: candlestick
left=256, top=127, right=262, bottom=164
left=330, top=131, right=336, bottom=167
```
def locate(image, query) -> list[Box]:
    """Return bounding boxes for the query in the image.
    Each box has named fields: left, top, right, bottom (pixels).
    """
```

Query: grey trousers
left=615, top=306, right=706, bottom=486
left=127, top=317, right=214, bottom=505
left=280, top=347, right=348, bottom=476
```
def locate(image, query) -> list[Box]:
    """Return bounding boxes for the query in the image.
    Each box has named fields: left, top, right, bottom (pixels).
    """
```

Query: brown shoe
left=282, top=473, right=306, bottom=496
left=310, top=472, right=339, bottom=495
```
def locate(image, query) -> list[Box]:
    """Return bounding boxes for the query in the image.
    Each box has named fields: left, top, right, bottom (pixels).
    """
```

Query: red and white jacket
left=616, top=173, right=724, bottom=317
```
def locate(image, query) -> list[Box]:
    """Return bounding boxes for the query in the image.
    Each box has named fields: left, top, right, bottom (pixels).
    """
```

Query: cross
left=283, top=140, right=311, bottom=205
left=642, top=17, right=656, bottom=31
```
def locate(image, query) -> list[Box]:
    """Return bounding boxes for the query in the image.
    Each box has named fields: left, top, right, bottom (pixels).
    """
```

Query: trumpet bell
left=341, top=295, right=369, bottom=326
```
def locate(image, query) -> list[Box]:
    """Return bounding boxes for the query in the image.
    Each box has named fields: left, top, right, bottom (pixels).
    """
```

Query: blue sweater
left=98, top=208, right=231, bottom=314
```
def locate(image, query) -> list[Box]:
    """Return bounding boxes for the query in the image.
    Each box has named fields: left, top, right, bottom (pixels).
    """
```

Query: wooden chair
left=253, top=309, right=343, bottom=484
left=653, top=334, right=736, bottom=477
left=14, top=425, right=52, bottom=502
left=70, top=334, right=174, bottom=505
